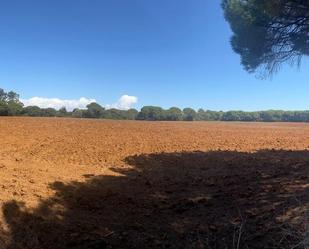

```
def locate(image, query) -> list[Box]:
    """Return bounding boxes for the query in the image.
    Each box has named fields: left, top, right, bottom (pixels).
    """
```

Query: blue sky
left=0, top=0, right=308, bottom=111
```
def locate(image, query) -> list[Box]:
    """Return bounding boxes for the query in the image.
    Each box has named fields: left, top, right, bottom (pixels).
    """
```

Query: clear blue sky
left=1, top=0, right=308, bottom=111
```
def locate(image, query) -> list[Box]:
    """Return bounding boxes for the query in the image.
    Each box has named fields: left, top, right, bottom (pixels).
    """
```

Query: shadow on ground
left=1, top=150, right=309, bottom=249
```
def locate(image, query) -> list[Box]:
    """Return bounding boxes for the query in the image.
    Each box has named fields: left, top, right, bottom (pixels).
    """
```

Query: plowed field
left=0, top=117, right=308, bottom=248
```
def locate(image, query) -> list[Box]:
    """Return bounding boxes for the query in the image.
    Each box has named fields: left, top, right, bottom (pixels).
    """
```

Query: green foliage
left=0, top=89, right=7, bottom=102
left=197, top=109, right=224, bottom=121
left=166, top=107, right=183, bottom=121
left=0, top=89, right=22, bottom=116
left=111, top=108, right=138, bottom=120
left=2, top=88, right=309, bottom=123
left=183, top=108, right=197, bottom=121
left=126, top=109, right=139, bottom=120
left=222, top=0, right=309, bottom=75
left=104, top=108, right=127, bottom=120
left=22, top=106, right=42, bottom=117
left=57, top=107, right=68, bottom=117
left=84, top=102, right=105, bottom=118
left=7, top=91, right=20, bottom=103
left=72, top=108, right=85, bottom=118
left=0, top=101, right=8, bottom=116
left=41, top=108, right=58, bottom=117
left=137, top=106, right=166, bottom=121
left=7, top=101, right=24, bottom=116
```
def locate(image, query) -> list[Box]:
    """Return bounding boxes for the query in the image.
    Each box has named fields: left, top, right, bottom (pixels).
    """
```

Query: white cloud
left=106, top=95, right=138, bottom=110
left=21, top=94, right=138, bottom=111
left=21, top=97, right=96, bottom=111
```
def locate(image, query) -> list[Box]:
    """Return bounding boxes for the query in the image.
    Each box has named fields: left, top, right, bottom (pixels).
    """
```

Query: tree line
left=2, top=88, right=309, bottom=122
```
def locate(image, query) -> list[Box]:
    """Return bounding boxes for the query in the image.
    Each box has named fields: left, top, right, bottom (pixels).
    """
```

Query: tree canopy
left=0, top=88, right=24, bottom=116
left=3, top=88, right=309, bottom=122
left=222, top=0, right=309, bottom=75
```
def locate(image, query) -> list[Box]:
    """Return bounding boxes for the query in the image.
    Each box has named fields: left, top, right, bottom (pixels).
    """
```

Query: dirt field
left=0, top=117, right=308, bottom=248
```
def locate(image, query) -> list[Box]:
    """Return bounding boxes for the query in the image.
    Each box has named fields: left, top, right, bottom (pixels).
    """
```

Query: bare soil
left=0, top=117, right=308, bottom=248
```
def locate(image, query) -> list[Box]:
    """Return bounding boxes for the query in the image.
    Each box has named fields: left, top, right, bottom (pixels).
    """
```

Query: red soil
left=0, top=117, right=308, bottom=248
